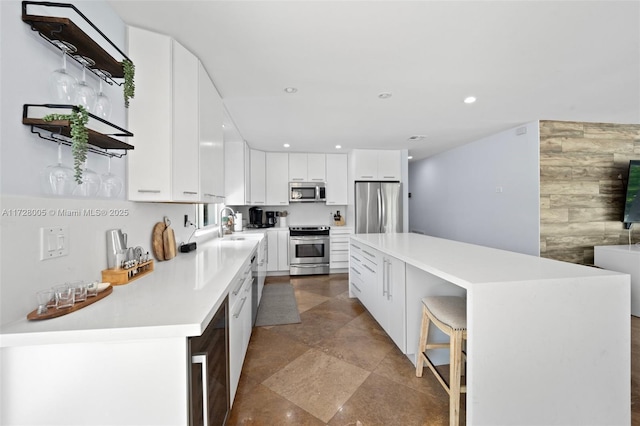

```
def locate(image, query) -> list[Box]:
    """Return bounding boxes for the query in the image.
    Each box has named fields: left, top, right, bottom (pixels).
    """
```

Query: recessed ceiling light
left=408, top=135, right=426, bottom=141
left=283, top=143, right=290, bottom=148
left=335, top=145, right=342, bottom=149
left=284, top=87, right=298, bottom=94
left=408, top=155, right=414, bottom=160
left=464, top=96, right=477, bottom=104
left=378, top=92, right=392, bottom=99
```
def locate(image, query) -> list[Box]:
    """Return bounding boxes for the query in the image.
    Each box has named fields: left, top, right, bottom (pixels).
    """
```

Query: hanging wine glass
left=73, top=159, right=101, bottom=197
left=49, top=44, right=78, bottom=103
left=99, top=156, right=123, bottom=198
left=74, top=57, right=97, bottom=113
left=94, top=77, right=112, bottom=120
left=40, top=143, right=75, bottom=196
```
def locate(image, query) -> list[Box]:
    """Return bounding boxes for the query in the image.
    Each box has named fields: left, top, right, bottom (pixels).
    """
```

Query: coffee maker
left=265, top=211, right=277, bottom=227
left=249, top=207, right=264, bottom=227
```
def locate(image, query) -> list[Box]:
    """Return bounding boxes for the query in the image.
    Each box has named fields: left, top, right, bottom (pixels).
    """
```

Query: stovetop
left=289, top=225, right=331, bottom=231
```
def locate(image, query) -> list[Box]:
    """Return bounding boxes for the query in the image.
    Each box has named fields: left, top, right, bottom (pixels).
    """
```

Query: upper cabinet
left=224, top=109, right=250, bottom=206
left=249, top=149, right=266, bottom=205
left=127, top=26, right=224, bottom=202
left=266, top=152, right=289, bottom=206
left=199, top=64, right=224, bottom=203
left=326, top=153, right=348, bottom=205
left=289, top=153, right=326, bottom=182
left=352, top=149, right=401, bottom=181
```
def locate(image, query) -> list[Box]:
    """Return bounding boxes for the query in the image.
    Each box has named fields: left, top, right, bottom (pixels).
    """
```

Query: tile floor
left=229, top=273, right=640, bottom=425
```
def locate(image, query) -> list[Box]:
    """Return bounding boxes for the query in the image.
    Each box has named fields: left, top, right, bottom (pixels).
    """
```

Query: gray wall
left=408, top=122, right=541, bottom=256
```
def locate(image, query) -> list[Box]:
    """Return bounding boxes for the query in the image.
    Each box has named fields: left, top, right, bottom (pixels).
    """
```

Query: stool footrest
left=418, top=351, right=467, bottom=396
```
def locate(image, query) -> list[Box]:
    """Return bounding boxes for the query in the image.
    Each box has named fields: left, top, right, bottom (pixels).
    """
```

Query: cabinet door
left=277, top=230, right=290, bottom=270
left=199, top=63, right=224, bottom=203
left=127, top=27, right=172, bottom=201
left=172, top=40, right=200, bottom=202
left=382, top=255, right=406, bottom=351
left=325, top=153, right=348, bottom=205
left=266, top=231, right=278, bottom=272
left=266, top=152, right=289, bottom=206
left=378, top=150, right=401, bottom=181
left=353, top=150, right=378, bottom=180
left=223, top=110, right=247, bottom=205
left=288, top=153, right=307, bottom=182
left=250, top=149, right=265, bottom=205
left=307, top=154, right=326, bottom=182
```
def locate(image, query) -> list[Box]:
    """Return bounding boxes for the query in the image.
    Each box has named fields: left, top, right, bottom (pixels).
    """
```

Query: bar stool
left=416, top=296, right=467, bottom=426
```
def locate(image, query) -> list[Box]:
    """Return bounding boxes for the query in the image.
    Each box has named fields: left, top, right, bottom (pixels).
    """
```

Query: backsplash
left=231, top=203, right=348, bottom=228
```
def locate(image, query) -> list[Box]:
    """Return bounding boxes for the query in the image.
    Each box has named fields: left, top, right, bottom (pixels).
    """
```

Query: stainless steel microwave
left=289, top=182, right=326, bottom=202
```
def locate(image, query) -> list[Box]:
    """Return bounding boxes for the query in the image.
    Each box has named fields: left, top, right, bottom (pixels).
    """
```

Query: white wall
left=408, top=122, right=540, bottom=256
left=0, top=1, right=198, bottom=325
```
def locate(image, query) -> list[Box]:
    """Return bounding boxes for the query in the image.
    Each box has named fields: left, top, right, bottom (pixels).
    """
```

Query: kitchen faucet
left=219, top=207, right=236, bottom=237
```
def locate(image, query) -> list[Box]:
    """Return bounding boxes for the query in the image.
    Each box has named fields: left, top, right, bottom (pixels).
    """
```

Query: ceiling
left=108, top=1, right=640, bottom=161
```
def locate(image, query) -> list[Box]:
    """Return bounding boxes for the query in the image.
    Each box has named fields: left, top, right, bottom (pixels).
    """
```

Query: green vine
left=43, top=106, right=89, bottom=184
left=123, top=59, right=135, bottom=108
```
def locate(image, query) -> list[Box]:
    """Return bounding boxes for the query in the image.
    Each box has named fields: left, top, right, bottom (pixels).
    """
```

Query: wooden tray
left=27, top=285, right=113, bottom=321
left=101, top=260, right=154, bottom=285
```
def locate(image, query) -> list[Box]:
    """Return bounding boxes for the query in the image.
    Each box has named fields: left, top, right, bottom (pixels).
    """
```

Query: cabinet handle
left=363, top=264, right=375, bottom=274
left=204, top=193, right=219, bottom=198
left=361, top=175, right=374, bottom=179
left=311, top=178, right=324, bottom=181
left=363, top=250, right=375, bottom=258
left=183, top=191, right=198, bottom=195
left=350, top=243, right=361, bottom=250
left=291, top=178, right=304, bottom=181
left=351, top=282, right=361, bottom=293
left=137, top=189, right=161, bottom=193
left=191, top=354, right=209, bottom=426
left=382, top=259, right=388, bottom=297
left=232, top=277, right=244, bottom=295
left=350, top=267, right=361, bottom=275
left=382, top=176, right=396, bottom=179
left=350, top=255, right=361, bottom=263
left=233, top=297, right=247, bottom=318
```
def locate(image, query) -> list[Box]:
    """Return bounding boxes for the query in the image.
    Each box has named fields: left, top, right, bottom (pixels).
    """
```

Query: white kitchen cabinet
left=325, top=153, right=348, bottom=205
left=249, top=149, right=265, bottom=205
left=595, top=245, right=640, bottom=316
left=228, top=260, right=253, bottom=404
left=128, top=27, right=223, bottom=202
left=289, top=153, right=326, bottom=182
left=349, top=241, right=380, bottom=319
left=330, top=227, right=352, bottom=271
left=380, top=253, right=406, bottom=350
left=266, top=229, right=289, bottom=272
left=198, top=63, right=224, bottom=203
left=257, top=236, right=267, bottom=303
left=352, top=149, right=401, bottom=181
left=224, top=108, right=250, bottom=205
left=266, top=152, right=289, bottom=206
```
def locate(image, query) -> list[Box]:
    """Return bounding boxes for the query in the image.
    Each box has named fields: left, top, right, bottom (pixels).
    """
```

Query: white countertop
left=352, top=233, right=623, bottom=289
left=0, top=236, right=261, bottom=347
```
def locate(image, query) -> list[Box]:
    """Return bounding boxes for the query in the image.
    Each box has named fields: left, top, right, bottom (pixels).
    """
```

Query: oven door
left=289, top=236, right=330, bottom=265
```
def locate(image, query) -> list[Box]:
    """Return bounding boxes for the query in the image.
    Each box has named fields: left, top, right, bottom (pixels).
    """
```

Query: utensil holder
left=101, top=260, right=154, bottom=285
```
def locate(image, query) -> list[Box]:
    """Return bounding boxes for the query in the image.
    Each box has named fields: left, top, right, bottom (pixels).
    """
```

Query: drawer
left=229, top=260, right=252, bottom=307
left=331, top=251, right=349, bottom=263
left=331, top=241, right=349, bottom=251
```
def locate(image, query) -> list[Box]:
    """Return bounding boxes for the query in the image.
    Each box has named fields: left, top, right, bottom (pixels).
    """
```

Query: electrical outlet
left=40, top=226, right=69, bottom=260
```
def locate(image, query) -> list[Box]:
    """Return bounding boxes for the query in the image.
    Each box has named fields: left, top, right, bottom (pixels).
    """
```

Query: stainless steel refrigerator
left=355, top=181, right=403, bottom=233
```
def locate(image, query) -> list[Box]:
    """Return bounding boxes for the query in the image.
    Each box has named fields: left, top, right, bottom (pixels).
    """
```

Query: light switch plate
left=40, top=226, right=69, bottom=260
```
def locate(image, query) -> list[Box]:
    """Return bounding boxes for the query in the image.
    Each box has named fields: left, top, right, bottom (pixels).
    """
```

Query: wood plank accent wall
left=539, top=120, right=640, bottom=264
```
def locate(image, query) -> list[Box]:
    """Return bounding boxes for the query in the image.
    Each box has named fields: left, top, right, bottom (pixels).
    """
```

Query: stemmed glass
left=49, top=46, right=78, bottom=103
left=73, top=159, right=101, bottom=197
left=94, top=74, right=112, bottom=120
left=40, top=143, right=75, bottom=196
left=74, top=57, right=97, bottom=112
left=99, top=156, right=123, bottom=198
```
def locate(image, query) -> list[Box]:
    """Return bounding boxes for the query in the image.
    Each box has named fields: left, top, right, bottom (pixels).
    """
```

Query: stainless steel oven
left=289, top=226, right=330, bottom=275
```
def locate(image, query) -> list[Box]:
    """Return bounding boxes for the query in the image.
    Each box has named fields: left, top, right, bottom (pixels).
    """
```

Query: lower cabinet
left=228, top=262, right=253, bottom=405
left=349, top=240, right=406, bottom=352
left=189, top=297, right=229, bottom=426
left=267, top=229, right=290, bottom=272
left=330, top=227, right=352, bottom=271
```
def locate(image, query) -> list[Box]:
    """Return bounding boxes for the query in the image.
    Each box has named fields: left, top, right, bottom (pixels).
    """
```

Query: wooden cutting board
left=163, top=217, right=176, bottom=260
left=152, top=221, right=165, bottom=261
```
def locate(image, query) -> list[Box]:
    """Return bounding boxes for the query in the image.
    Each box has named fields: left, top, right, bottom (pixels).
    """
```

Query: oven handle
left=290, top=236, right=329, bottom=241
left=291, top=264, right=330, bottom=268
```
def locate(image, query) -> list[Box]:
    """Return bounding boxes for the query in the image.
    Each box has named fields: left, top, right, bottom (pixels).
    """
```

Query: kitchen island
left=0, top=236, right=261, bottom=426
left=350, top=233, right=630, bottom=425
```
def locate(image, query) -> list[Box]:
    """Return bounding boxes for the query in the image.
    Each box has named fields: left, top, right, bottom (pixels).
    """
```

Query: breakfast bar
left=349, top=233, right=631, bottom=425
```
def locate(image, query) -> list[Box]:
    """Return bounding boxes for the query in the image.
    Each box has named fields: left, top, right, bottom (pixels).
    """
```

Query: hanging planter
left=43, top=105, right=89, bottom=184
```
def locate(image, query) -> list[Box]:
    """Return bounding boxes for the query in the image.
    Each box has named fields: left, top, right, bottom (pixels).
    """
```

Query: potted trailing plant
left=122, top=59, right=135, bottom=108
left=43, top=105, right=89, bottom=184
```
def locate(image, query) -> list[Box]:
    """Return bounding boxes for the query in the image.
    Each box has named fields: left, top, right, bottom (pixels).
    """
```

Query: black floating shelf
left=23, top=104, right=134, bottom=157
left=22, top=1, right=132, bottom=85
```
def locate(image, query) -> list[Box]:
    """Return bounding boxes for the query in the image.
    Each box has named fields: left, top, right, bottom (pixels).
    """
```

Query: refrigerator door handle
left=377, top=187, right=383, bottom=233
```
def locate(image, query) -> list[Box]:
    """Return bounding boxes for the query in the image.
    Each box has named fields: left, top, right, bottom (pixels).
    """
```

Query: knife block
left=102, top=260, right=154, bottom=285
